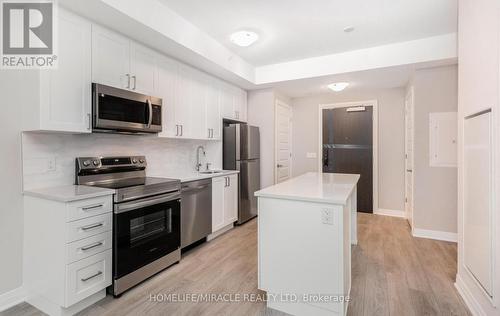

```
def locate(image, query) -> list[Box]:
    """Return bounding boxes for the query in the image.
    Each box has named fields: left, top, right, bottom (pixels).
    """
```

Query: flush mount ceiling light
left=230, top=30, right=259, bottom=47
left=343, top=26, right=355, bottom=33
left=328, top=82, right=350, bottom=92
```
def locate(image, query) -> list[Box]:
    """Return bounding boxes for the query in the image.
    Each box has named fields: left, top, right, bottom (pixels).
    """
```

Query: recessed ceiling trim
left=255, top=33, right=457, bottom=84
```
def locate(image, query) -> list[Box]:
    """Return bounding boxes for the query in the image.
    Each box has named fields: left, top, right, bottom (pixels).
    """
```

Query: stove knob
left=132, top=158, right=138, bottom=164
left=139, top=159, right=145, bottom=164
left=83, top=160, right=91, bottom=167
left=92, top=160, right=100, bottom=166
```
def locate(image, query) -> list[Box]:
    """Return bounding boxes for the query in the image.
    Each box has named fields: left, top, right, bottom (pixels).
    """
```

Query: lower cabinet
left=23, top=193, right=113, bottom=315
left=212, top=174, right=238, bottom=233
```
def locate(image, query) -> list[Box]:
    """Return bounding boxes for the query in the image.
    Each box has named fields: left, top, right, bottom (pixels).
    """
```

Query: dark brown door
left=322, top=107, right=373, bottom=213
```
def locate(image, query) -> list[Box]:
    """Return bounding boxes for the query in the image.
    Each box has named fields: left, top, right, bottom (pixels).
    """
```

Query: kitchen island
left=255, top=172, right=359, bottom=316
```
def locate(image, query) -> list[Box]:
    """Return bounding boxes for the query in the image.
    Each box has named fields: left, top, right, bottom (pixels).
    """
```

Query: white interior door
left=404, top=89, right=414, bottom=228
left=275, top=101, right=292, bottom=183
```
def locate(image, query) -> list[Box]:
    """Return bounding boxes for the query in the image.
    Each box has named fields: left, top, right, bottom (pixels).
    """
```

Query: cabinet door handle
left=81, top=204, right=103, bottom=211
left=81, top=271, right=102, bottom=282
left=87, top=113, right=91, bottom=130
left=228, top=176, right=230, bottom=186
left=81, top=223, right=103, bottom=231
left=175, top=125, right=179, bottom=136
left=81, top=242, right=103, bottom=251
left=132, top=75, right=137, bottom=90
left=126, top=74, right=131, bottom=89
left=180, top=125, right=183, bottom=136
left=208, top=128, right=211, bottom=138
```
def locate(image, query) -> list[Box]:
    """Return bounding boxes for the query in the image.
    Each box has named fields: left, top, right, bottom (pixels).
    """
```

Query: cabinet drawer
left=66, top=213, right=112, bottom=243
left=66, top=231, right=112, bottom=264
left=67, top=196, right=112, bottom=222
left=65, top=250, right=112, bottom=307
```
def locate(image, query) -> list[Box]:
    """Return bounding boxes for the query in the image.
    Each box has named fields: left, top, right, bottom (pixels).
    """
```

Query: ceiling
left=160, top=0, right=457, bottom=66
left=268, top=64, right=416, bottom=98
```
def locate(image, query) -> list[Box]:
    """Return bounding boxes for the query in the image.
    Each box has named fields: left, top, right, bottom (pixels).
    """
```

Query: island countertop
left=255, top=172, right=360, bottom=205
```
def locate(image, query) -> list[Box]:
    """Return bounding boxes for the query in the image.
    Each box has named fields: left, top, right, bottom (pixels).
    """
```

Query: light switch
left=322, top=208, right=334, bottom=225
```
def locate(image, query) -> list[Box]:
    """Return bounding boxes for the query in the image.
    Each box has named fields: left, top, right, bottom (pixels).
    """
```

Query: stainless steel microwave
left=92, top=83, right=162, bottom=134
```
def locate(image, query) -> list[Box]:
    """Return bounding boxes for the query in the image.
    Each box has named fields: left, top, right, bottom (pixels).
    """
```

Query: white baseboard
left=374, top=209, right=405, bottom=218
left=412, top=228, right=458, bottom=242
left=455, top=274, right=486, bottom=316
left=0, top=287, right=26, bottom=312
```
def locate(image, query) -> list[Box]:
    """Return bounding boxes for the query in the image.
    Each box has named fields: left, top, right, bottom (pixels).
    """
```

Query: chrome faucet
left=196, top=145, right=206, bottom=171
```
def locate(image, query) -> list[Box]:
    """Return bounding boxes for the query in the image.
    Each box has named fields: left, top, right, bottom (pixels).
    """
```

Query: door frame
left=318, top=100, right=379, bottom=212
left=275, top=99, right=293, bottom=184
left=404, top=87, right=415, bottom=230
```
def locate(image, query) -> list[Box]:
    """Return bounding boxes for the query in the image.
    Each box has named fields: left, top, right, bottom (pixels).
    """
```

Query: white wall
left=0, top=71, right=32, bottom=297
left=456, top=0, right=500, bottom=314
left=22, top=133, right=222, bottom=190
left=291, top=88, right=406, bottom=212
left=410, top=65, right=458, bottom=234
left=247, top=89, right=291, bottom=189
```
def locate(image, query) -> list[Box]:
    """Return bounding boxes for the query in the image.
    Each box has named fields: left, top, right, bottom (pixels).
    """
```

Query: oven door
left=93, top=83, right=162, bottom=133
left=113, top=192, right=180, bottom=279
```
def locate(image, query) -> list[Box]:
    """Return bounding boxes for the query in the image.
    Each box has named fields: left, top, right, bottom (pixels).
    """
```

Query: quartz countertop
left=23, top=185, right=115, bottom=202
left=255, top=172, right=360, bottom=205
left=153, top=170, right=239, bottom=183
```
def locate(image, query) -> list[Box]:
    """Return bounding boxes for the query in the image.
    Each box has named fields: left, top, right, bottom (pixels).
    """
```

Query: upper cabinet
left=92, top=26, right=158, bottom=95
left=24, top=9, right=92, bottom=134
left=220, top=82, right=247, bottom=122
left=23, top=11, right=246, bottom=137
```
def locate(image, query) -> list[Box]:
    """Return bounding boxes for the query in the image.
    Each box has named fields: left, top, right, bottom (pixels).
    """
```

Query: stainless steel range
left=76, top=156, right=181, bottom=296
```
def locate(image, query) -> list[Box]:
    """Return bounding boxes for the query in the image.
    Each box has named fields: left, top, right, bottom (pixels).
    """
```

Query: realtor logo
left=1, top=0, right=57, bottom=69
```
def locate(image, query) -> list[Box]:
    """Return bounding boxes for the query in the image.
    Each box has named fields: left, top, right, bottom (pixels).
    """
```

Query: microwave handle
left=147, top=99, right=153, bottom=128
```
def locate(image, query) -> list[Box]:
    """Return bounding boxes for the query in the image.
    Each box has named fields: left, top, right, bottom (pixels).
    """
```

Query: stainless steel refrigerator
left=223, top=124, right=260, bottom=224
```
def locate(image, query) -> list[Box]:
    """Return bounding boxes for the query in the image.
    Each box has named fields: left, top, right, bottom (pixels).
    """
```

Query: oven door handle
left=115, top=191, right=180, bottom=214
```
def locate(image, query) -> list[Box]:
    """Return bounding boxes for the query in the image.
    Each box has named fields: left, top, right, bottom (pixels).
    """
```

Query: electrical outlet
left=322, top=208, right=334, bottom=225
left=47, top=157, right=56, bottom=172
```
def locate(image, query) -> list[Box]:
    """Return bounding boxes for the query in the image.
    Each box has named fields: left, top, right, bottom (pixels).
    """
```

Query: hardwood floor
left=1, top=214, right=469, bottom=316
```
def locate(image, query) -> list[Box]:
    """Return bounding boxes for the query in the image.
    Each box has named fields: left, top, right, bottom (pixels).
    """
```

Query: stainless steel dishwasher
left=181, top=178, right=212, bottom=248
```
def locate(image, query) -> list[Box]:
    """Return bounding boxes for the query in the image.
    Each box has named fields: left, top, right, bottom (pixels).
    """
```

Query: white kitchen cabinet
left=23, top=191, right=114, bottom=315
left=224, top=174, right=238, bottom=224
left=206, top=81, right=221, bottom=140
left=91, top=25, right=130, bottom=90
left=130, top=42, right=159, bottom=95
left=220, top=82, right=248, bottom=122
left=188, top=67, right=208, bottom=140
left=23, top=9, right=92, bottom=134
left=157, top=56, right=178, bottom=138
left=92, top=25, right=159, bottom=95
left=212, top=174, right=239, bottom=233
left=212, top=176, right=226, bottom=232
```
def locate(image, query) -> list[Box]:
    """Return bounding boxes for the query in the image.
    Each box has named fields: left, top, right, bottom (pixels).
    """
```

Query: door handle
left=180, top=125, right=183, bottom=136
left=132, top=75, right=137, bottom=90
left=126, top=74, right=130, bottom=89
left=87, top=113, right=91, bottom=130
left=277, top=164, right=283, bottom=168
left=406, top=169, right=413, bottom=173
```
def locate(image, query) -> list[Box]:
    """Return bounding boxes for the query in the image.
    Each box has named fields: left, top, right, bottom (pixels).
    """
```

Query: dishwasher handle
left=181, top=184, right=210, bottom=193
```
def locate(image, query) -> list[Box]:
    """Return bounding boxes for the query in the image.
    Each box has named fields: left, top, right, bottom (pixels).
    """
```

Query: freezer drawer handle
left=81, top=271, right=102, bottom=282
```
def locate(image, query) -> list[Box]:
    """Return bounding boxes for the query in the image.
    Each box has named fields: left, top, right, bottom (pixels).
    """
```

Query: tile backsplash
left=22, top=132, right=222, bottom=190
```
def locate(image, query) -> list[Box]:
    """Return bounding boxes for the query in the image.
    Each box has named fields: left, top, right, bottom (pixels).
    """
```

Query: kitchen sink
left=199, top=170, right=224, bottom=174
